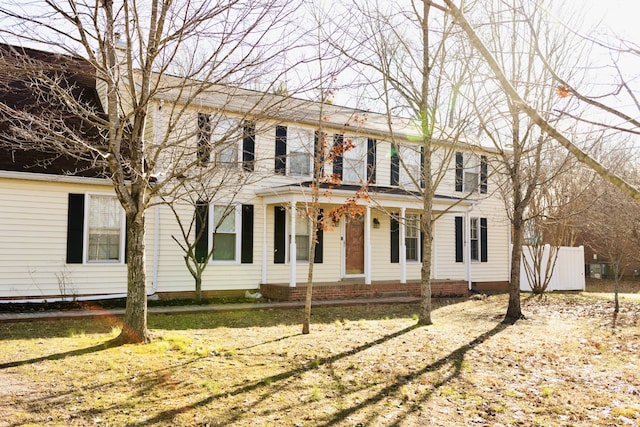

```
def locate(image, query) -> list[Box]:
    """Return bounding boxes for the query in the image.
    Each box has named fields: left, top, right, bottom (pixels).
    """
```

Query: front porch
left=260, top=279, right=469, bottom=301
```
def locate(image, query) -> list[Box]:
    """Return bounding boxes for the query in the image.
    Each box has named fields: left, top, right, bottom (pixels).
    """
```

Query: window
left=288, top=127, right=313, bottom=177
left=456, top=152, right=488, bottom=193
left=293, top=213, right=311, bottom=261
left=342, top=136, right=367, bottom=184
left=87, top=195, right=124, bottom=262
left=405, top=214, right=420, bottom=261
left=455, top=216, right=488, bottom=263
left=464, top=156, right=480, bottom=192
left=470, top=217, right=479, bottom=261
left=399, top=144, right=422, bottom=188
left=212, top=205, right=237, bottom=261
left=212, top=118, right=240, bottom=167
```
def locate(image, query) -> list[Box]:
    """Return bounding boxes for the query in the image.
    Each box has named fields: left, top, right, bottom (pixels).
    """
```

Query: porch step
left=374, top=291, right=410, bottom=298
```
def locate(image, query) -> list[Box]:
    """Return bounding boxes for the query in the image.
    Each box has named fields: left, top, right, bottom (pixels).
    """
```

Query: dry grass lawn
left=0, top=291, right=639, bottom=426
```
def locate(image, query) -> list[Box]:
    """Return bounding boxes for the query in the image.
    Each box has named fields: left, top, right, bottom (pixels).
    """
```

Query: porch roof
left=255, top=182, right=476, bottom=212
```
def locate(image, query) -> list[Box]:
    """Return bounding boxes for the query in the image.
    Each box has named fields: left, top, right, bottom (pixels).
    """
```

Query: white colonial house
left=0, top=46, right=510, bottom=302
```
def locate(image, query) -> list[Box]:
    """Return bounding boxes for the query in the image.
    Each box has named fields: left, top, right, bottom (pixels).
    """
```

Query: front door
left=345, top=215, right=365, bottom=275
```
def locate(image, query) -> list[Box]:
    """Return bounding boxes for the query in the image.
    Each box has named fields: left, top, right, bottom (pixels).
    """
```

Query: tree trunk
left=195, top=275, right=202, bottom=303
left=116, top=211, right=150, bottom=344
left=417, top=0, right=433, bottom=326
left=303, top=211, right=319, bottom=335
left=505, top=218, right=524, bottom=323
left=418, top=216, right=433, bottom=325
left=302, top=254, right=315, bottom=335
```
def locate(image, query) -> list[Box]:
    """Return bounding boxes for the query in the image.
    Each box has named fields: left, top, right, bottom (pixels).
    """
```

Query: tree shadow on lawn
left=132, top=321, right=510, bottom=426
left=0, top=340, right=114, bottom=370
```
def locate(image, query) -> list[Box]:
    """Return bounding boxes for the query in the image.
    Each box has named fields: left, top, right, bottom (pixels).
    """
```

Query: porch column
left=400, top=207, right=407, bottom=284
left=289, top=201, right=297, bottom=287
left=365, top=205, right=372, bottom=285
left=261, top=202, right=268, bottom=284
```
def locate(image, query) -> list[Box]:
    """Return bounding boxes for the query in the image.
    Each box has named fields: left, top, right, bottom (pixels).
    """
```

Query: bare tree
left=461, top=0, right=590, bottom=321
left=0, top=0, right=302, bottom=344
left=580, top=180, right=640, bottom=314
left=341, top=0, right=488, bottom=325
left=434, top=0, right=640, bottom=203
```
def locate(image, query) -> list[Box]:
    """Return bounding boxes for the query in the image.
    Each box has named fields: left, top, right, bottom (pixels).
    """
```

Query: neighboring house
left=0, top=45, right=510, bottom=301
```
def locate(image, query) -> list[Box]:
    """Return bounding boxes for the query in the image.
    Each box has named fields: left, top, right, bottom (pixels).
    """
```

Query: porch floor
left=260, top=279, right=469, bottom=301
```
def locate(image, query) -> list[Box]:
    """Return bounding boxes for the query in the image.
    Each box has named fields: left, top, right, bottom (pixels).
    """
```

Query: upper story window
left=289, top=127, right=313, bottom=177
left=87, top=195, right=125, bottom=263
left=274, top=125, right=315, bottom=178
left=456, top=152, right=488, bottom=193
left=197, top=113, right=240, bottom=167
left=212, top=118, right=240, bottom=168
left=399, top=144, right=422, bottom=188
left=342, top=136, right=367, bottom=184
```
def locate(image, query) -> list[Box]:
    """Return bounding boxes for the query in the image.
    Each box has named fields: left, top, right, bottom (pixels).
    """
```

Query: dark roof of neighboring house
left=0, top=43, right=108, bottom=177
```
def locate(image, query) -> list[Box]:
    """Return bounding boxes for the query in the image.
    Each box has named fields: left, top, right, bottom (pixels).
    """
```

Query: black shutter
left=241, top=204, right=254, bottom=263
left=390, top=216, right=399, bottom=263
left=455, top=152, right=463, bottom=192
left=480, top=155, right=488, bottom=194
left=66, top=194, right=85, bottom=264
left=455, top=216, right=463, bottom=263
left=367, top=138, right=376, bottom=184
left=274, top=206, right=286, bottom=263
left=332, top=134, right=343, bottom=180
left=195, top=201, right=209, bottom=263
left=242, top=121, right=256, bottom=172
left=197, top=113, right=211, bottom=165
left=391, top=143, right=399, bottom=186
left=314, top=209, right=324, bottom=264
left=480, top=217, right=488, bottom=262
left=275, top=125, right=287, bottom=174
left=420, top=229, right=425, bottom=262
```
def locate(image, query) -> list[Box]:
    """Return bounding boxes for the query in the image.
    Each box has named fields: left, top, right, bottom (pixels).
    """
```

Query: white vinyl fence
left=519, top=245, right=585, bottom=292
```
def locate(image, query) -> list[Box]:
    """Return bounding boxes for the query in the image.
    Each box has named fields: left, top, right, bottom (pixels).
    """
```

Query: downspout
left=149, top=100, right=163, bottom=297
left=148, top=199, right=160, bottom=296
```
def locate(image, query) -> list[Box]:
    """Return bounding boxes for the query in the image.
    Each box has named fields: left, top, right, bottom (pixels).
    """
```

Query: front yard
left=0, top=291, right=638, bottom=426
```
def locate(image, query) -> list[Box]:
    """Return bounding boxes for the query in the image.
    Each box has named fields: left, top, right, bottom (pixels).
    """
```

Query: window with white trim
left=212, top=205, right=238, bottom=261
left=399, top=144, right=422, bottom=188
left=288, top=127, right=313, bottom=177
left=405, top=214, right=420, bottom=261
left=341, top=136, right=366, bottom=184
left=293, top=213, right=311, bottom=261
left=212, top=117, right=240, bottom=167
left=87, top=195, right=124, bottom=262
left=470, top=217, right=479, bottom=261
left=464, top=156, right=480, bottom=192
